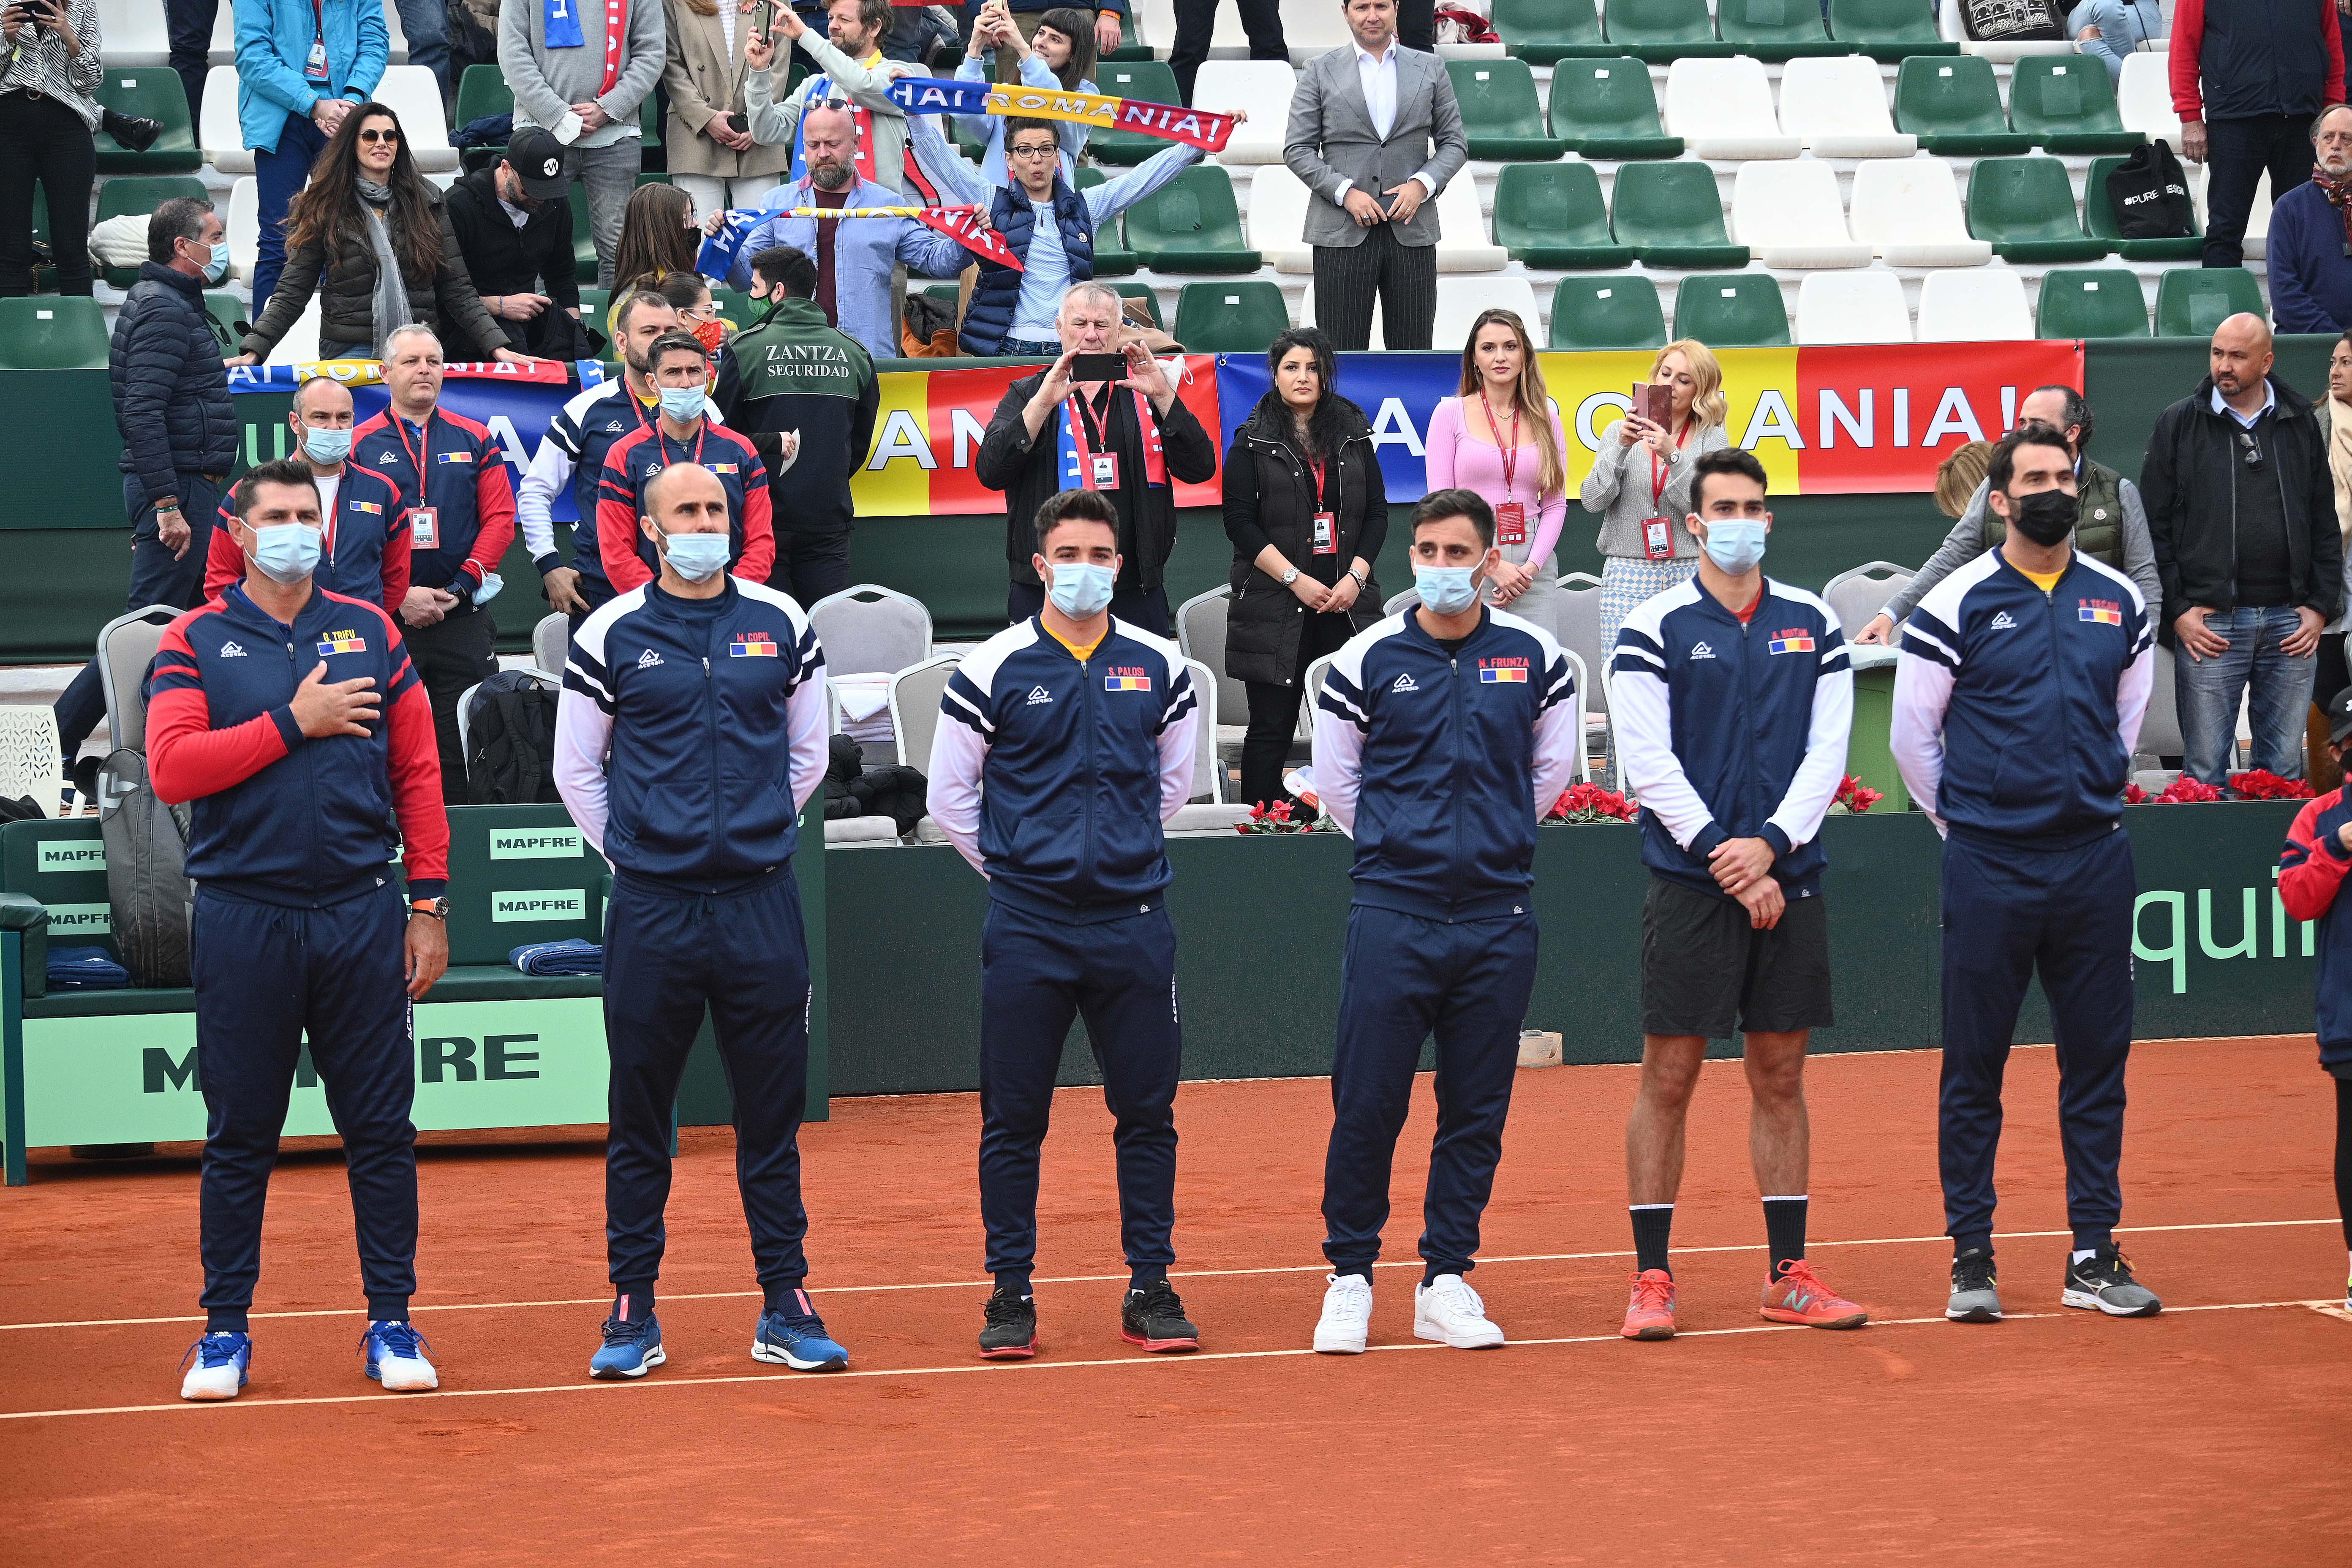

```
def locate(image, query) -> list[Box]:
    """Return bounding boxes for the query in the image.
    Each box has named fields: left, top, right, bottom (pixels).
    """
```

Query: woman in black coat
left=1222, top=327, right=1387, bottom=809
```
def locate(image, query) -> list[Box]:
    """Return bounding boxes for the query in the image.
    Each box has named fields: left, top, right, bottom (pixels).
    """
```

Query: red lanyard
left=659, top=419, right=709, bottom=471
left=388, top=408, right=435, bottom=506
left=1650, top=418, right=1690, bottom=507
left=1476, top=387, right=1520, bottom=502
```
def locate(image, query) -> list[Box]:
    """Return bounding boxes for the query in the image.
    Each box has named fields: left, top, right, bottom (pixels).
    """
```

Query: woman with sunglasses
left=236, top=104, right=525, bottom=365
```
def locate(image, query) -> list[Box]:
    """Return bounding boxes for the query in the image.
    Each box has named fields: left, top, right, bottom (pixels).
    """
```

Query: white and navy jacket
left=1313, top=608, right=1582, bottom=921
left=1613, top=579, right=1853, bottom=901
left=553, top=577, right=827, bottom=893
left=1892, top=550, right=2155, bottom=847
left=927, top=617, right=1199, bottom=923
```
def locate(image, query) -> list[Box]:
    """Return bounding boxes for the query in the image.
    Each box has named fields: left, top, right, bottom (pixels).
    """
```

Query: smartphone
left=753, top=0, right=772, bottom=35
left=1072, top=351, right=1128, bottom=384
left=1631, top=383, right=1672, bottom=426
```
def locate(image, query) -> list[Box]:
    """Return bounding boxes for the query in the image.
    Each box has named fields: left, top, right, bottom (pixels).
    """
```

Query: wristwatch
left=409, top=896, right=449, bottom=921
left=1280, top=566, right=1300, bottom=585
left=1348, top=565, right=1369, bottom=588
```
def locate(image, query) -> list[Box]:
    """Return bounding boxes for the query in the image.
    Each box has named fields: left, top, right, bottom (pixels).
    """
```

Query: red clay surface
left=3, top=1035, right=2346, bottom=1564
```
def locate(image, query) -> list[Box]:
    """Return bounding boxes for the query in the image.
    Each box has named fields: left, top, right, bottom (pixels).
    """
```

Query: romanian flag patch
left=349, top=499, right=382, bottom=514
left=2079, top=601, right=2123, bottom=626
left=730, top=634, right=779, bottom=657
left=318, top=630, right=367, bottom=655
left=1767, top=630, right=1816, bottom=655
left=707, top=463, right=739, bottom=475
left=436, top=450, right=473, bottom=463
left=1104, top=673, right=1152, bottom=691
left=1478, top=665, right=1529, bottom=683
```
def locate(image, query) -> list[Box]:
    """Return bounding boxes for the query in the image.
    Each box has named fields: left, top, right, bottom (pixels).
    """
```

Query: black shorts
left=1639, top=875, right=1833, bottom=1039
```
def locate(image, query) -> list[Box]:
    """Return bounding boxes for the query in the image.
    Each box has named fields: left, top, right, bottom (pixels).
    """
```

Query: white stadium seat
left=1731, top=161, right=1875, bottom=269
left=1663, top=57, right=1801, bottom=161
left=270, top=297, right=323, bottom=364
left=1849, top=158, right=1994, bottom=268
left=1278, top=3, right=1354, bottom=59
left=2117, top=51, right=2180, bottom=144
left=1915, top=266, right=2033, bottom=340
left=373, top=65, right=456, bottom=172
left=1796, top=271, right=1912, bottom=344
left=1247, top=166, right=1315, bottom=273
left=99, top=0, right=171, bottom=64
left=226, top=177, right=258, bottom=282
left=1940, top=0, right=2075, bottom=61
left=1779, top=56, right=1916, bottom=160
left=201, top=67, right=253, bottom=174
left=1191, top=61, right=1294, bottom=165
left=2242, top=170, right=2270, bottom=260
left=1431, top=173, right=1507, bottom=272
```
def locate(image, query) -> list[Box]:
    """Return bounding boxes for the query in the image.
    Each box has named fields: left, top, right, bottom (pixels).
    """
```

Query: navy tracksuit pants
left=603, top=868, right=813, bottom=1292
left=192, top=882, right=417, bottom=1329
left=1323, top=906, right=1538, bottom=1278
left=1938, top=828, right=2136, bottom=1254
left=978, top=901, right=1181, bottom=1289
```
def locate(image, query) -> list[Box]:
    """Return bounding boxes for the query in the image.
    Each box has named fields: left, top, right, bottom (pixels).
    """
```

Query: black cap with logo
left=506, top=127, right=572, bottom=201
left=2328, top=686, right=2352, bottom=745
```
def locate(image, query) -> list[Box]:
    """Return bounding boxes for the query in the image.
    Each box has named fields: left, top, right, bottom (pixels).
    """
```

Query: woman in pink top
left=1425, top=309, right=1570, bottom=633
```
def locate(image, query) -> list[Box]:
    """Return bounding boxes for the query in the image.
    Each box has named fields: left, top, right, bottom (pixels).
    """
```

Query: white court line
left=0, top=1218, right=2333, bottom=1334
left=0, top=1299, right=2331, bottom=1424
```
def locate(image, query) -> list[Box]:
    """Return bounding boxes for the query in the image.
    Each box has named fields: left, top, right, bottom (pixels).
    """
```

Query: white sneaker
left=1413, top=1274, right=1505, bottom=1349
left=1313, top=1273, right=1374, bottom=1354
left=178, top=1331, right=251, bottom=1400
left=363, top=1321, right=441, bottom=1391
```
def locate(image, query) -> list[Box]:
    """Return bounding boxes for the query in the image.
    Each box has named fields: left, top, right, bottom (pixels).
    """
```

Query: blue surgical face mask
left=1414, top=563, right=1480, bottom=616
left=248, top=522, right=322, bottom=584
left=1700, top=517, right=1769, bottom=574
left=1046, top=561, right=1116, bottom=619
left=658, top=386, right=708, bottom=422
left=205, top=241, right=231, bottom=283
left=300, top=424, right=353, bottom=465
left=660, top=527, right=730, bottom=583
left=471, top=571, right=504, bottom=606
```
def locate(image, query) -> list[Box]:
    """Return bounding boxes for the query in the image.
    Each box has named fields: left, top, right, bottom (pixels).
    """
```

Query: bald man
left=2140, top=313, right=2343, bottom=788
left=555, top=461, right=841, bottom=1380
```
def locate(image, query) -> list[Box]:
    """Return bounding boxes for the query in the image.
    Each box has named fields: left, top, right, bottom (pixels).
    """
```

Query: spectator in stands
left=441, top=128, right=590, bottom=364
left=501, top=0, right=668, bottom=288
left=152, top=454, right=451, bottom=1405
left=0, top=0, right=99, bottom=299
left=2172, top=0, right=2345, bottom=269
left=235, top=103, right=524, bottom=365
left=743, top=0, right=921, bottom=200
left=1856, top=388, right=2161, bottom=645
left=654, top=268, right=731, bottom=354
left=1580, top=338, right=1732, bottom=787
left=882, top=3, right=961, bottom=66
left=51, top=196, right=239, bottom=804
left=662, top=0, right=794, bottom=221
left=2320, top=332, right=2352, bottom=759
left=711, top=102, right=972, bottom=359
left=908, top=109, right=1229, bottom=355
left=1169, top=1, right=1284, bottom=106
left=976, top=280, right=1218, bottom=634
left=2266, top=105, right=2352, bottom=335
left=983, top=0, right=1123, bottom=76
left=1283, top=0, right=1467, bottom=353
left=232, top=0, right=388, bottom=314
left=714, top=244, right=879, bottom=605
left=1933, top=440, right=1994, bottom=523
left=605, top=181, right=702, bottom=343
left=167, top=0, right=213, bottom=127
left=596, top=329, right=775, bottom=595
left=519, top=291, right=683, bottom=629
left=1220, top=326, right=1386, bottom=811
left=2068, top=0, right=2163, bottom=82
left=1427, top=308, right=1569, bottom=631
left=2142, top=313, right=2343, bottom=786
left=958, top=4, right=1094, bottom=187
left=353, top=324, right=517, bottom=802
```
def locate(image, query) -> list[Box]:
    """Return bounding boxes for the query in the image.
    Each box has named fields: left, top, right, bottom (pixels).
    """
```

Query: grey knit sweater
left=1576, top=420, right=1731, bottom=561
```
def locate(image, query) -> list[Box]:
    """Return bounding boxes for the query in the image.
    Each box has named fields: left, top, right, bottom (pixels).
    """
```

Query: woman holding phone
left=1426, top=308, right=1570, bottom=631
left=958, top=3, right=1094, bottom=187
left=1578, top=337, right=1730, bottom=786
left=0, top=0, right=100, bottom=298
left=662, top=0, right=794, bottom=220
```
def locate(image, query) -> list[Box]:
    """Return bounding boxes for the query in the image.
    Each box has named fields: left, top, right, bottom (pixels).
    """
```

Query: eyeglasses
left=356, top=128, right=400, bottom=144
left=2238, top=431, right=2264, bottom=471
left=1009, top=144, right=1059, bottom=161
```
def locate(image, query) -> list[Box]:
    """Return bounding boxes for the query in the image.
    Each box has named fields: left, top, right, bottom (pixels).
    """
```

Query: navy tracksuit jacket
left=146, top=583, right=452, bottom=1327
left=928, top=617, right=1200, bottom=1290
left=1893, top=549, right=2157, bottom=1253
left=2278, top=791, right=2352, bottom=1078
left=1310, top=607, right=1581, bottom=1278
left=557, top=577, right=828, bottom=1293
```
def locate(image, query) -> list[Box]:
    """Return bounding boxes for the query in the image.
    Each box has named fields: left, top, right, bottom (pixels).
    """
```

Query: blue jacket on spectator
left=111, top=261, right=239, bottom=510
left=2263, top=178, right=2352, bottom=334
left=232, top=0, right=388, bottom=155
left=724, top=176, right=970, bottom=362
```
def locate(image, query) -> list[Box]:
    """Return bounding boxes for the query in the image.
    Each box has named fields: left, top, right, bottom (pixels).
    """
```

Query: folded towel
left=508, top=938, right=604, bottom=977
left=47, top=945, right=129, bottom=991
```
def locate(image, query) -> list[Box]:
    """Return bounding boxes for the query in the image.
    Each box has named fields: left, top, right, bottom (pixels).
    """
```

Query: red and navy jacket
left=594, top=419, right=774, bottom=596
left=2278, top=788, right=2352, bottom=1070
left=352, top=406, right=517, bottom=609
left=201, top=461, right=413, bottom=618
left=147, top=582, right=449, bottom=906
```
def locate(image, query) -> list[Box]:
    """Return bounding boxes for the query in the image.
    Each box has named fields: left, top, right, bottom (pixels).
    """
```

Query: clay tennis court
left=4, top=1033, right=2344, bottom=1563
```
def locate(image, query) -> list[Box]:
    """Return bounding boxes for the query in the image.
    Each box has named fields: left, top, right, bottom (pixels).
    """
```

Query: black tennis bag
left=2107, top=140, right=2197, bottom=240
left=99, top=747, right=194, bottom=988
left=464, top=671, right=565, bottom=804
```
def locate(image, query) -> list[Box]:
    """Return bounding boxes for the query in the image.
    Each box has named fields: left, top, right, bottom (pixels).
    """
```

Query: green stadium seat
left=709, top=286, right=762, bottom=332
left=201, top=291, right=246, bottom=353
left=1548, top=274, right=1668, bottom=349
left=2154, top=267, right=2267, bottom=338
left=1674, top=272, right=1790, bottom=346
left=1078, top=167, right=1140, bottom=275
left=93, top=71, right=201, bottom=174
left=1111, top=280, right=1162, bottom=327
left=1492, top=163, right=1634, bottom=268
left=578, top=286, right=613, bottom=328
left=0, top=297, right=112, bottom=368
left=2036, top=268, right=2148, bottom=338
left=1446, top=59, right=1568, bottom=159
left=1122, top=165, right=1260, bottom=273
left=1088, top=60, right=1183, bottom=165
left=1714, top=0, right=1841, bottom=59
left=570, top=183, right=599, bottom=283
left=455, top=63, right=514, bottom=128
left=640, top=96, right=662, bottom=149
left=2082, top=155, right=2202, bottom=261
left=2006, top=56, right=2143, bottom=155
left=1967, top=155, right=2110, bottom=263
left=1605, top=0, right=1727, bottom=60
left=1548, top=58, right=1682, bottom=160
left=94, top=176, right=210, bottom=287
left=1828, top=0, right=1959, bottom=60
left=1172, top=281, right=1291, bottom=351
left=1893, top=56, right=2034, bottom=155
left=1610, top=160, right=1749, bottom=268
left=1492, top=0, right=1612, bottom=62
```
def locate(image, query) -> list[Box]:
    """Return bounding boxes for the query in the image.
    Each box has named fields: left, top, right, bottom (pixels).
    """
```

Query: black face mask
left=2008, top=487, right=2078, bottom=548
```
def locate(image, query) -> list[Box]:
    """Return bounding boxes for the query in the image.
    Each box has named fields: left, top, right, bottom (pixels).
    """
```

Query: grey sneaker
left=1947, top=1246, right=2002, bottom=1323
left=2061, top=1244, right=2161, bottom=1317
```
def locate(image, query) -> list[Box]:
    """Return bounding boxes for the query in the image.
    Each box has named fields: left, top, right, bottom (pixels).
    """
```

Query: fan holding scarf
left=500, top=0, right=669, bottom=286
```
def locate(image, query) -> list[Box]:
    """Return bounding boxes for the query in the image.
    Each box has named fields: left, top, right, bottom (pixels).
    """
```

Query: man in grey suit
left=1283, top=0, right=1469, bottom=351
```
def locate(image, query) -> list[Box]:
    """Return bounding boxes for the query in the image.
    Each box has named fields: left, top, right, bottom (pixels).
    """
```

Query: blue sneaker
left=752, top=1306, right=848, bottom=1372
left=590, top=1309, right=665, bottom=1379
left=178, top=1330, right=252, bottom=1401
left=360, top=1320, right=440, bottom=1391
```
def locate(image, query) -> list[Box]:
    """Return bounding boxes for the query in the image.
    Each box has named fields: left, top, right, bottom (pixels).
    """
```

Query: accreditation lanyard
left=1066, top=387, right=1166, bottom=491
left=657, top=420, right=711, bottom=478
left=1306, top=448, right=1337, bottom=555
left=1642, top=419, right=1690, bottom=562
left=1478, top=388, right=1526, bottom=546
left=305, top=0, right=330, bottom=80
left=389, top=410, right=444, bottom=550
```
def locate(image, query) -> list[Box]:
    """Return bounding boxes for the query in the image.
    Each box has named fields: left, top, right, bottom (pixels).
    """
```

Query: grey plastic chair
left=887, top=653, right=963, bottom=770
left=810, top=583, right=933, bottom=677
left=1175, top=584, right=1251, bottom=769
left=532, top=612, right=569, bottom=676
left=1821, top=560, right=1917, bottom=634
left=1183, top=657, right=1222, bottom=803
left=96, top=604, right=180, bottom=757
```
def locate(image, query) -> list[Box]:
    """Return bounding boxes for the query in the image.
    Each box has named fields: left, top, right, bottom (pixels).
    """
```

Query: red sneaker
left=1759, top=1259, right=1868, bottom=1328
left=1621, top=1268, right=1677, bottom=1340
